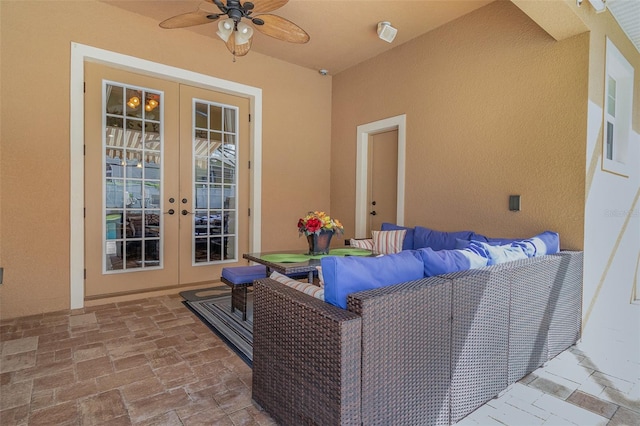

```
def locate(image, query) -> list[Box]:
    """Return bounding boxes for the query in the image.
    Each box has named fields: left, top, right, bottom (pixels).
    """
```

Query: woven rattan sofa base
left=252, top=281, right=362, bottom=425
left=252, top=250, right=583, bottom=426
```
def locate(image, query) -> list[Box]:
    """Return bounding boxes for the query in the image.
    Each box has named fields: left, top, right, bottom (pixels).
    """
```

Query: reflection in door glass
left=193, top=100, right=238, bottom=263
left=103, top=82, right=162, bottom=272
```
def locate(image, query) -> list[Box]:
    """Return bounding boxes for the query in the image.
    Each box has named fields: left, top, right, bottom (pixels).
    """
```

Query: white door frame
left=355, top=114, right=406, bottom=238
left=70, top=42, right=263, bottom=309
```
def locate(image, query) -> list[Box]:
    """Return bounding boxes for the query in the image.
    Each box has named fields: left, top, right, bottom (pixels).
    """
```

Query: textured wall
left=573, top=3, right=640, bottom=341
left=0, top=1, right=331, bottom=318
left=331, top=1, right=588, bottom=250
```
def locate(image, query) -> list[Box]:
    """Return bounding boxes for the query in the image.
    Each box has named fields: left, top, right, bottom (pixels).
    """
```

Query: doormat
left=182, top=290, right=253, bottom=367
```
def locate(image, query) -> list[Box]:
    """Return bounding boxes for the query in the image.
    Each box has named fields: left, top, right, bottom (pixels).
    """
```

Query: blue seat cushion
left=221, top=265, right=267, bottom=284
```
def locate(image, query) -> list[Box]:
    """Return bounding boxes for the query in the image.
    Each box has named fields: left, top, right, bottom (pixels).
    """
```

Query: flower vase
left=307, top=230, right=333, bottom=255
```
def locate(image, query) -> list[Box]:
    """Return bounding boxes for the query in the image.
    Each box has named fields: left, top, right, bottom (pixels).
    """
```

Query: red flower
left=305, top=217, right=323, bottom=233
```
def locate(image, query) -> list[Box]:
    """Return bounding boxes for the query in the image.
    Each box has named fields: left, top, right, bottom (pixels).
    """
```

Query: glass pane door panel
left=210, top=158, right=223, bottom=184
left=195, top=158, right=208, bottom=183
left=104, top=82, right=163, bottom=273
left=126, top=241, right=143, bottom=268
left=226, top=236, right=236, bottom=257
left=105, top=241, right=124, bottom=271
left=125, top=210, right=143, bottom=238
left=191, top=99, right=238, bottom=263
left=210, top=105, right=223, bottom=130
left=210, top=238, right=223, bottom=261
left=144, top=182, right=160, bottom=208
left=106, top=118, right=123, bottom=143
left=106, top=85, right=123, bottom=114
left=224, top=109, right=236, bottom=133
left=125, top=123, right=143, bottom=148
left=105, top=179, right=124, bottom=208
left=126, top=89, right=144, bottom=118
left=145, top=240, right=160, bottom=265
left=126, top=151, right=143, bottom=178
left=106, top=211, right=123, bottom=240
left=145, top=212, right=160, bottom=237
left=195, top=103, right=208, bottom=128
left=195, top=238, right=208, bottom=262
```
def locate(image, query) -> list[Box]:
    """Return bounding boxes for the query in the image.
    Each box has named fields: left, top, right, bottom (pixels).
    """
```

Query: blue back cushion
left=455, top=234, right=509, bottom=249
left=457, top=231, right=560, bottom=257
left=381, top=223, right=414, bottom=251
left=322, top=250, right=424, bottom=309
left=417, top=247, right=489, bottom=277
left=413, top=226, right=475, bottom=251
left=467, top=241, right=529, bottom=265
left=511, top=231, right=560, bottom=257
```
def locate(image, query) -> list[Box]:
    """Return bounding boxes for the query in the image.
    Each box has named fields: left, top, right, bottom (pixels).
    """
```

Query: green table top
left=260, top=248, right=372, bottom=263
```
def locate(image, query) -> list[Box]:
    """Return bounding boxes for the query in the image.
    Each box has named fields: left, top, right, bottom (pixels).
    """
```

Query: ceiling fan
left=159, top=0, right=310, bottom=58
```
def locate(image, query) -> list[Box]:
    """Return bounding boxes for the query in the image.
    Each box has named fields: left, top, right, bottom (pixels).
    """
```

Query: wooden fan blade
left=253, top=14, right=310, bottom=43
left=245, top=0, right=289, bottom=14
left=159, top=10, right=219, bottom=29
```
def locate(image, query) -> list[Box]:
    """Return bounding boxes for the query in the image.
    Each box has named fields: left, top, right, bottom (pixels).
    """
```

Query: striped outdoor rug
left=181, top=287, right=253, bottom=367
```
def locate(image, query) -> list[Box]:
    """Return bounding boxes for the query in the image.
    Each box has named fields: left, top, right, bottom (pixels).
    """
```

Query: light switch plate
left=509, top=195, right=521, bottom=211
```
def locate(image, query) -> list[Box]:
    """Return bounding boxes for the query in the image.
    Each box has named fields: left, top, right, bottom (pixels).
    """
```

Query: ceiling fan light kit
left=216, top=18, right=234, bottom=42
left=159, top=0, right=310, bottom=60
left=377, top=21, right=397, bottom=43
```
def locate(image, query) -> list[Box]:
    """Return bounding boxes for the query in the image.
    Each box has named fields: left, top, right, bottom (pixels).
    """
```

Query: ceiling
left=105, top=0, right=494, bottom=74
left=106, top=0, right=639, bottom=75
left=607, top=0, right=640, bottom=53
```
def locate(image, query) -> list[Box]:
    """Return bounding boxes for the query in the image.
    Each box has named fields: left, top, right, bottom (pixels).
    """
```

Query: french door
left=84, top=63, right=249, bottom=298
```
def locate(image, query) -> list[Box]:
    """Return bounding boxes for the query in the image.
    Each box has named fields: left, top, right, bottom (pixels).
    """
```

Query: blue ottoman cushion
left=221, top=265, right=267, bottom=284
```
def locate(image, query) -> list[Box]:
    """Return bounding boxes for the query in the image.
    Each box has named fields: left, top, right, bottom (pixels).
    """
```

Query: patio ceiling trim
left=511, top=0, right=589, bottom=42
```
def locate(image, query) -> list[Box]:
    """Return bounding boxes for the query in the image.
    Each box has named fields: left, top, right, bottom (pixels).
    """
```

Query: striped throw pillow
left=270, top=271, right=324, bottom=300
left=372, top=229, right=406, bottom=254
left=349, top=238, right=374, bottom=250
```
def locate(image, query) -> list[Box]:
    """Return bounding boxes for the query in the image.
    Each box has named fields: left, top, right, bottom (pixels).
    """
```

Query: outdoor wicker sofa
left=252, top=250, right=583, bottom=425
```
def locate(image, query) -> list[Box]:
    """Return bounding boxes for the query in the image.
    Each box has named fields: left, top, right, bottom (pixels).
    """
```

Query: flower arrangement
left=297, top=211, right=344, bottom=236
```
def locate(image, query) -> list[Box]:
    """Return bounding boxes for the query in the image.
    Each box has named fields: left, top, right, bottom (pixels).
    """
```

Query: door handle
left=369, top=211, right=377, bottom=216
left=181, top=209, right=194, bottom=215
left=164, top=209, right=175, bottom=215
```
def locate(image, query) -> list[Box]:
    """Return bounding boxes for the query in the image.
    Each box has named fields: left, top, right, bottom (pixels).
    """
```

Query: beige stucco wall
left=331, top=0, right=588, bottom=250
left=0, top=1, right=331, bottom=318
left=571, top=2, right=640, bottom=340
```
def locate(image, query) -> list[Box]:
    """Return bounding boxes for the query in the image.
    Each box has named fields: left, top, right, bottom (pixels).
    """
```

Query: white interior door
left=367, top=130, right=398, bottom=235
left=355, top=114, right=406, bottom=238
